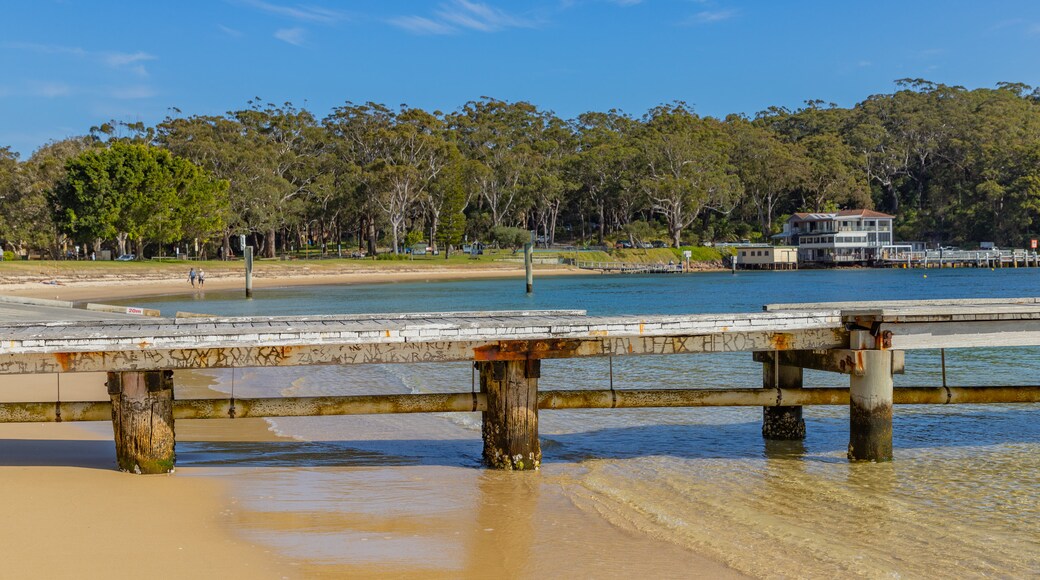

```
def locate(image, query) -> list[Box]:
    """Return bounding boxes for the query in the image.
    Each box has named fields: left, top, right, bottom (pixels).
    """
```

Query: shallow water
left=122, top=268, right=1040, bottom=577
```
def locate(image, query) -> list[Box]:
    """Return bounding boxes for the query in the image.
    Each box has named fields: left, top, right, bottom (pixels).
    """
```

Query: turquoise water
left=120, top=269, right=1040, bottom=577
left=134, top=267, right=1036, bottom=316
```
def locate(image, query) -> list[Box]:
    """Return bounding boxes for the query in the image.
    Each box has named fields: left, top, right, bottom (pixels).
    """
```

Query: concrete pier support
left=762, top=361, right=805, bottom=440
left=107, top=370, right=176, bottom=474
left=848, top=350, right=893, bottom=462
left=478, top=360, right=540, bottom=470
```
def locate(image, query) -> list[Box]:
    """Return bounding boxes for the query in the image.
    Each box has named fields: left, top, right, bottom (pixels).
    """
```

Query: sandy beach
left=0, top=265, right=743, bottom=578
left=0, top=372, right=298, bottom=578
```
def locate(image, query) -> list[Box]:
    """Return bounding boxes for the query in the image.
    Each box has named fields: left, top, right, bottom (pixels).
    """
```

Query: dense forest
left=2, top=79, right=1040, bottom=259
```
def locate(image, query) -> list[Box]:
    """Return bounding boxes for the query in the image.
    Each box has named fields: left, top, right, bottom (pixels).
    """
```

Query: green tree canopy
left=52, top=142, right=228, bottom=257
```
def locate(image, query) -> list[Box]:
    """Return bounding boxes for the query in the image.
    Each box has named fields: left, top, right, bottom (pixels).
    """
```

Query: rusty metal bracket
left=473, top=339, right=586, bottom=361
left=753, top=349, right=905, bottom=376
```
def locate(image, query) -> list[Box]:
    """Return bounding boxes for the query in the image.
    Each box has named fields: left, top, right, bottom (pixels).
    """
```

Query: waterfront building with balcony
left=774, top=209, right=895, bottom=264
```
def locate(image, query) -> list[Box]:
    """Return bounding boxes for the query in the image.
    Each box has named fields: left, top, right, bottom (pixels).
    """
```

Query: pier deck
left=2, top=298, right=1039, bottom=471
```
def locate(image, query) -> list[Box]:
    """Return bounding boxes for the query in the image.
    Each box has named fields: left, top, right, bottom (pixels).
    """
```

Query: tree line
left=2, top=79, right=1040, bottom=260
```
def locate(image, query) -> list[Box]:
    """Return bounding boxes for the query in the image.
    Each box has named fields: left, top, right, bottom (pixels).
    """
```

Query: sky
left=3, top=0, right=1040, bottom=156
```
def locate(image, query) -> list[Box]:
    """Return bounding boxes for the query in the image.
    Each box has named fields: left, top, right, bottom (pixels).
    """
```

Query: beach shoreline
left=0, top=264, right=596, bottom=303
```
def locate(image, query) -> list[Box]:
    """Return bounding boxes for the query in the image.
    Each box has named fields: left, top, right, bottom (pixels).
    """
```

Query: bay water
left=121, top=268, right=1040, bottom=577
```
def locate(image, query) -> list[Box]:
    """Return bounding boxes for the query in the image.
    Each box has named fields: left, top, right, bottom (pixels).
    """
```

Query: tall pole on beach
left=525, top=230, right=534, bottom=294
left=524, top=243, right=532, bottom=293
left=245, top=245, right=254, bottom=298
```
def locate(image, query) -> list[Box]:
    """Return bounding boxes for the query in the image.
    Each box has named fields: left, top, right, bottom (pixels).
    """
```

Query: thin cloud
left=274, top=27, right=307, bottom=45
left=389, top=16, right=456, bottom=35
left=686, top=9, right=737, bottom=24
left=235, top=0, right=345, bottom=23
left=5, top=42, right=156, bottom=75
left=436, top=0, right=534, bottom=32
left=26, top=81, right=73, bottom=98
left=103, top=51, right=155, bottom=67
left=219, top=24, right=245, bottom=38
left=392, top=0, right=535, bottom=35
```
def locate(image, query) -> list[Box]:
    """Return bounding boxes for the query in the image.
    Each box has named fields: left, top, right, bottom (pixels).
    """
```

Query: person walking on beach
left=189, top=268, right=197, bottom=287
left=197, top=268, right=205, bottom=288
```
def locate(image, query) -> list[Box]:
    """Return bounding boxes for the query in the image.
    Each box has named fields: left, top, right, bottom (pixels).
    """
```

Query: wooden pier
left=2, top=298, right=1040, bottom=472
left=575, top=261, right=684, bottom=274
left=876, top=248, right=1040, bottom=268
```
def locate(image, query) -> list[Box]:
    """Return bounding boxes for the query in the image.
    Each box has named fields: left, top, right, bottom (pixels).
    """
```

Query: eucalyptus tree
left=639, top=104, right=742, bottom=247
left=570, top=110, right=641, bottom=243
left=801, top=133, right=869, bottom=212
left=232, top=100, right=322, bottom=257
left=951, top=84, right=1040, bottom=244
left=529, top=115, right=577, bottom=246
left=324, top=102, right=394, bottom=254
left=0, top=147, right=21, bottom=254
left=729, top=116, right=808, bottom=236
left=448, top=98, right=549, bottom=228
left=157, top=114, right=258, bottom=257
left=325, top=103, right=454, bottom=254
left=372, top=107, right=454, bottom=254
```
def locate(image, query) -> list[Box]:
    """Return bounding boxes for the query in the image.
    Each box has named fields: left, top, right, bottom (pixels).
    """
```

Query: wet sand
left=0, top=372, right=297, bottom=578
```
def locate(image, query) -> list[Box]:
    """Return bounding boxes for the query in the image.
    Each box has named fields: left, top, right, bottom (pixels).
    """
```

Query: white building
left=735, top=245, right=798, bottom=270
left=775, top=209, right=895, bottom=264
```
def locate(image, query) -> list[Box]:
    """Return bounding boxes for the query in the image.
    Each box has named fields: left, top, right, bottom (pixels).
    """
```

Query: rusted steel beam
left=3, top=386, right=1038, bottom=423
left=173, top=392, right=486, bottom=418
left=0, top=401, right=111, bottom=422
left=0, top=328, right=849, bottom=374
left=753, top=350, right=905, bottom=376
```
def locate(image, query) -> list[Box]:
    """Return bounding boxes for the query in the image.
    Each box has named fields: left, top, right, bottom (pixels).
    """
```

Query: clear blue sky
left=3, top=0, right=1040, bottom=156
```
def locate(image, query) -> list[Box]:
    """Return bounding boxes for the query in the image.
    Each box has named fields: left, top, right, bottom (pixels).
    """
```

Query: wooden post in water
left=762, top=358, right=805, bottom=439
left=245, top=245, right=254, bottom=298
left=478, top=360, right=540, bottom=470
left=848, top=350, right=893, bottom=462
left=107, top=370, right=175, bottom=474
left=524, top=242, right=533, bottom=294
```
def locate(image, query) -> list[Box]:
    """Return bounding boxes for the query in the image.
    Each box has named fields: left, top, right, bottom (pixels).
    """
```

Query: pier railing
left=3, top=300, right=1040, bottom=473
left=877, top=248, right=1040, bottom=267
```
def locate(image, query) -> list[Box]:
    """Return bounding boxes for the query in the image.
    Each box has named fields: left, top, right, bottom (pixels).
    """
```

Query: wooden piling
left=762, top=360, right=805, bottom=440
left=245, top=245, right=254, bottom=298
left=107, top=370, right=176, bottom=474
left=848, top=350, right=893, bottom=462
left=478, top=360, right=540, bottom=470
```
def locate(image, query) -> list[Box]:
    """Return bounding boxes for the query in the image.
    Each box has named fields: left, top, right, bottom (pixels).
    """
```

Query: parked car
left=651, top=240, right=667, bottom=248
left=615, top=240, right=633, bottom=249
left=115, top=253, right=136, bottom=261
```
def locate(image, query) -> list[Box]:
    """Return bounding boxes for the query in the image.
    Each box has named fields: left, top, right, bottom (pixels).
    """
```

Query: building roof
left=790, top=209, right=894, bottom=221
